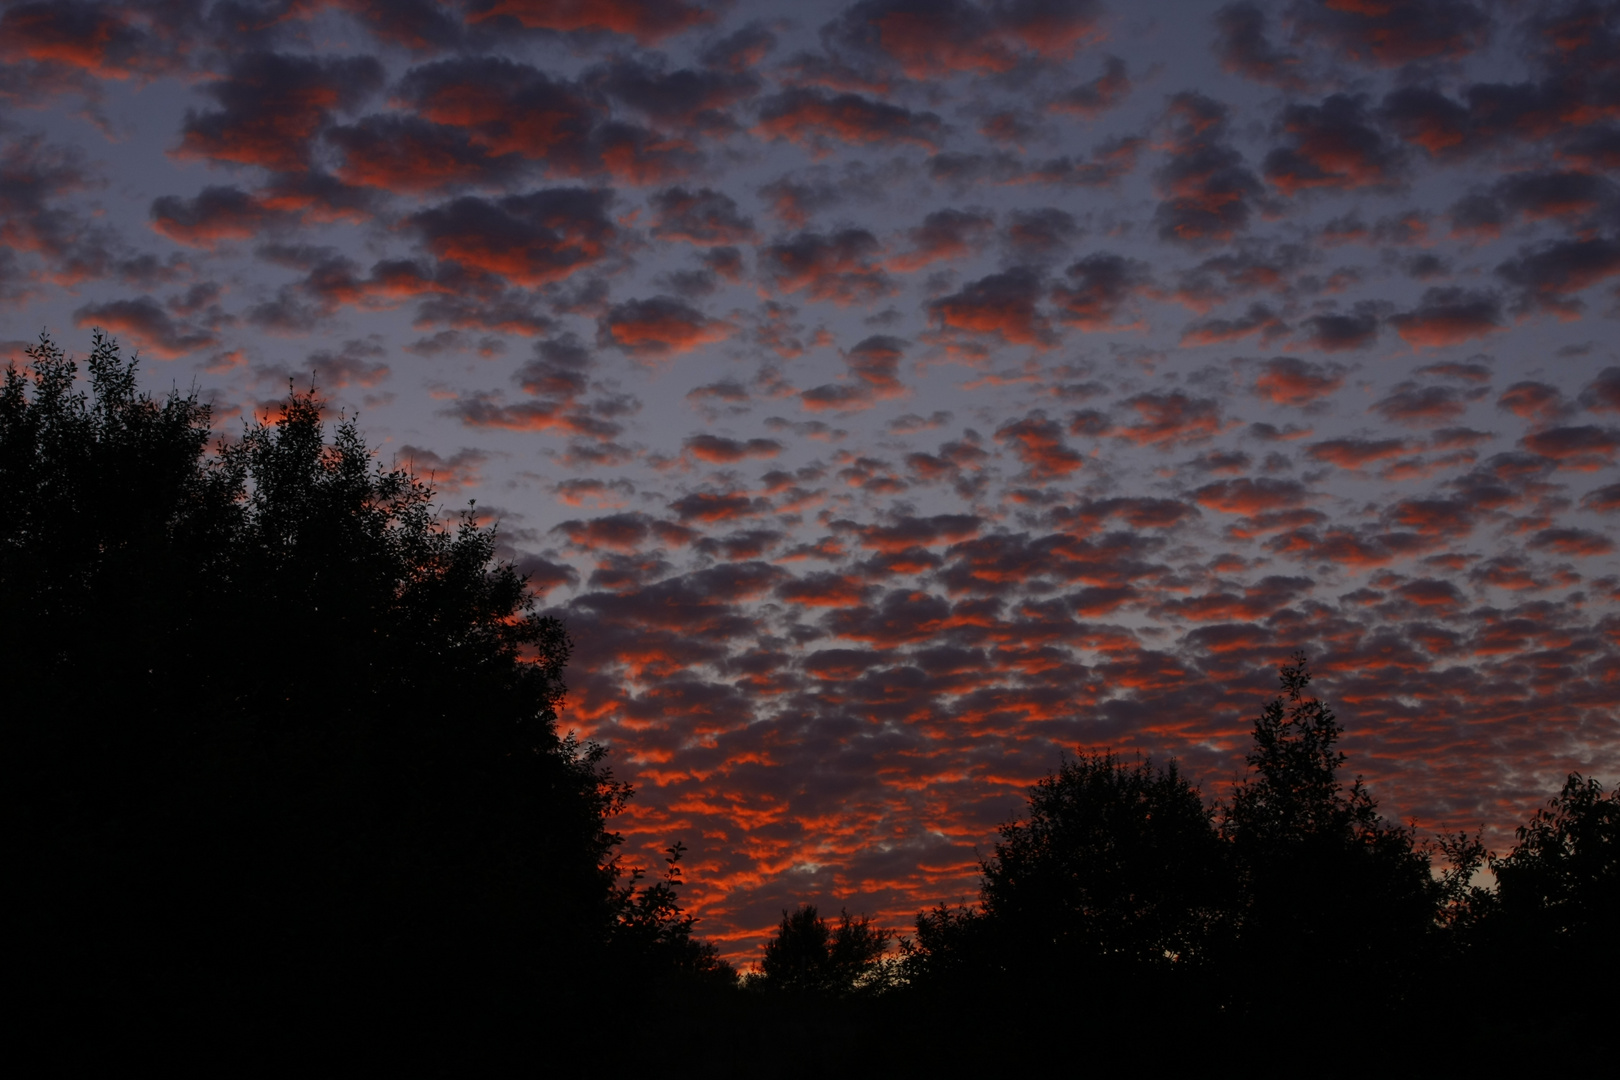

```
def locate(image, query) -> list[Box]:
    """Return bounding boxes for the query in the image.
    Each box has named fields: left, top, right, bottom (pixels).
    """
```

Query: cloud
left=649, top=187, right=757, bottom=245
left=857, top=513, right=983, bottom=553
left=1521, top=425, right=1620, bottom=470
left=553, top=511, right=694, bottom=552
left=1496, top=238, right=1620, bottom=318
left=1213, top=3, right=1306, bottom=91
left=73, top=295, right=216, bottom=358
left=1306, top=438, right=1409, bottom=470
left=150, top=186, right=287, bottom=248
left=929, top=138, right=1143, bottom=189
left=1182, top=303, right=1287, bottom=347
left=1051, top=252, right=1152, bottom=330
left=1388, top=288, right=1503, bottom=348
left=177, top=52, right=385, bottom=172
left=1579, top=368, right=1620, bottom=414
left=1581, top=482, right=1620, bottom=512
left=802, top=335, right=908, bottom=412
left=1155, top=92, right=1264, bottom=245
left=700, top=21, right=778, bottom=72
left=1002, top=207, right=1081, bottom=262
left=929, top=267, right=1051, bottom=345
left=1289, top=0, right=1492, bottom=68
left=1193, top=477, right=1308, bottom=514
left=598, top=296, right=731, bottom=359
left=754, top=89, right=944, bottom=153
left=0, top=1, right=179, bottom=81
left=397, top=444, right=488, bottom=492
left=1294, top=306, right=1381, bottom=352
left=683, top=435, right=784, bottom=463
left=888, top=209, right=994, bottom=271
left=996, top=412, right=1084, bottom=479
left=393, top=56, right=697, bottom=184
left=0, top=133, right=115, bottom=285
left=465, top=0, right=715, bottom=44
left=408, top=188, right=616, bottom=286
left=1254, top=357, right=1345, bottom=406
left=316, top=0, right=468, bottom=52
left=1116, top=392, right=1225, bottom=448
left=1526, top=527, right=1614, bottom=557
left=823, top=0, right=1104, bottom=79
left=595, top=55, right=760, bottom=128
left=669, top=491, right=773, bottom=522
left=327, top=114, right=526, bottom=191
left=1264, top=94, right=1406, bottom=195
left=1497, top=381, right=1566, bottom=423
left=760, top=229, right=892, bottom=304
left=1051, top=56, right=1130, bottom=118
left=1371, top=383, right=1471, bottom=427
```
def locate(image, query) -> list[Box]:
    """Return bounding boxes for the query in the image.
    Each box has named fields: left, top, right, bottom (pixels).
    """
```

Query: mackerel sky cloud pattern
left=4, top=0, right=1617, bottom=962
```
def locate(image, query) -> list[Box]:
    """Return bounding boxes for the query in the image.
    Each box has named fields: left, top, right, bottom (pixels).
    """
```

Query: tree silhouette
left=1464, top=773, right=1619, bottom=1052
left=1221, top=653, right=1438, bottom=1008
left=758, top=904, right=894, bottom=995
left=8, top=333, right=718, bottom=1032
left=980, top=752, right=1229, bottom=975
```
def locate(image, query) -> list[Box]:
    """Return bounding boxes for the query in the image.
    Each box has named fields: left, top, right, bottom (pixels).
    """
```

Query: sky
left=3, top=0, right=1618, bottom=962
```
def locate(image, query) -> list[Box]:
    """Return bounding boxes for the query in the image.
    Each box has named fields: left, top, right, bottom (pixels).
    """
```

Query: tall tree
left=7, top=333, right=716, bottom=1031
left=1221, top=653, right=1438, bottom=1005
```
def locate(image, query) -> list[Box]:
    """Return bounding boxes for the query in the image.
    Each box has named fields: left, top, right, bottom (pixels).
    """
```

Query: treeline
left=8, top=336, right=1614, bottom=1068
left=741, top=665, right=1616, bottom=1069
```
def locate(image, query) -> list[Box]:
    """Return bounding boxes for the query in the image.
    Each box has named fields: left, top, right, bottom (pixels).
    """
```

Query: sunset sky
left=4, top=0, right=1618, bottom=962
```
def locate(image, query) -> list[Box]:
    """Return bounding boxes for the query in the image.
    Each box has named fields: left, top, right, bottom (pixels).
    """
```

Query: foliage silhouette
left=7, top=333, right=718, bottom=1034
left=758, top=904, right=895, bottom=995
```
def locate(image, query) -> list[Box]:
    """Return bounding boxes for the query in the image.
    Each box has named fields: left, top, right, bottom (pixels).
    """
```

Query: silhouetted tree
left=7, top=333, right=720, bottom=1032
left=1462, top=773, right=1618, bottom=1051
left=758, top=904, right=894, bottom=995
left=900, top=751, right=1228, bottom=1019
left=1221, top=653, right=1438, bottom=1007
left=980, top=752, right=1230, bottom=975
left=1490, top=773, right=1618, bottom=942
left=615, top=842, right=737, bottom=985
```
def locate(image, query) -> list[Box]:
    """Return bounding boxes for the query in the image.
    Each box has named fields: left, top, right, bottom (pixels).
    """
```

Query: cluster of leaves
left=7, top=334, right=721, bottom=1032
